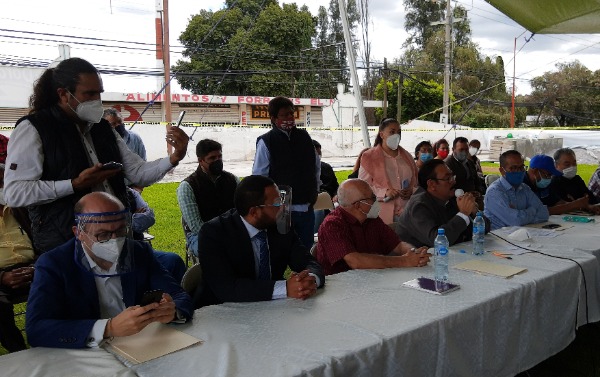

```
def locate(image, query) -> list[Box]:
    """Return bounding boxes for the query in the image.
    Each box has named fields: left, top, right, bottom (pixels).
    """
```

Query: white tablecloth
left=2, top=231, right=598, bottom=377
left=131, top=240, right=599, bottom=377
left=0, top=347, right=134, bottom=377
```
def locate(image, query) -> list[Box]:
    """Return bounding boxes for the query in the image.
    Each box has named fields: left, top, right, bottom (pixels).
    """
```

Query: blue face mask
left=420, top=153, right=433, bottom=162
left=536, top=171, right=552, bottom=189
left=504, top=171, right=525, bottom=186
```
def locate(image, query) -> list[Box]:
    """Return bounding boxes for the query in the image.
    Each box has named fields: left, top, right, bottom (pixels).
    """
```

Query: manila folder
left=106, top=322, right=202, bottom=364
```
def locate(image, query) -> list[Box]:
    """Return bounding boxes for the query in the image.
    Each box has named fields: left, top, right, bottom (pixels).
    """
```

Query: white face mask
left=67, top=91, right=104, bottom=124
left=469, top=147, right=479, bottom=156
left=386, top=134, right=401, bottom=150
left=90, top=237, right=125, bottom=264
left=562, top=166, right=577, bottom=179
left=360, top=200, right=381, bottom=219
left=0, top=188, right=5, bottom=206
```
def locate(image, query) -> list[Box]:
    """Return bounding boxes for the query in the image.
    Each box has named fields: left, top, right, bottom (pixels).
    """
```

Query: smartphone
left=100, top=161, right=123, bottom=170
left=542, top=223, right=561, bottom=229
left=175, top=110, right=186, bottom=127
left=140, top=289, right=164, bottom=306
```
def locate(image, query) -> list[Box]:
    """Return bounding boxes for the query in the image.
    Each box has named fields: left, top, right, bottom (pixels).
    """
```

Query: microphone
left=454, top=189, right=464, bottom=198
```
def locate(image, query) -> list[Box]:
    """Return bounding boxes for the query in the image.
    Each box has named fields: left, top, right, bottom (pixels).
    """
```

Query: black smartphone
left=100, top=161, right=123, bottom=170
left=140, top=289, right=164, bottom=306
left=542, top=223, right=561, bottom=229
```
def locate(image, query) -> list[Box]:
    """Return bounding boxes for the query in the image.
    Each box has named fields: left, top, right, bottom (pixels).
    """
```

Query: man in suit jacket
left=26, top=192, right=193, bottom=349
left=196, top=175, right=324, bottom=307
left=444, top=137, right=485, bottom=196
left=396, top=159, right=490, bottom=247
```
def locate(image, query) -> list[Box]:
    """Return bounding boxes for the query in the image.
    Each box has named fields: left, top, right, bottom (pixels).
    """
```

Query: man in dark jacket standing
left=252, top=97, right=320, bottom=248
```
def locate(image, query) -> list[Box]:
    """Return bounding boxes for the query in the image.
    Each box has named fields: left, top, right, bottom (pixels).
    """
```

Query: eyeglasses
left=84, top=226, right=129, bottom=243
left=353, top=195, right=376, bottom=205
left=256, top=200, right=284, bottom=209
left=433, top=175, right=456, bottom=182
left=502, top=165, right=528, bottom=173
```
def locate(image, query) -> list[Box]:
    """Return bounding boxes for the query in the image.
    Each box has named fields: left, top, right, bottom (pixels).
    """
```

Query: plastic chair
left=181, top=263, right=203, bottom=295
left=485, top=174, right=501, bottom=188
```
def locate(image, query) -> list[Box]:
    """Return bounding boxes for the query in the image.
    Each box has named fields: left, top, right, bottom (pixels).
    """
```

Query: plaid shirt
left=0, top=134, right=8, bottom=163
left=588, top=167, right=600, bottom=201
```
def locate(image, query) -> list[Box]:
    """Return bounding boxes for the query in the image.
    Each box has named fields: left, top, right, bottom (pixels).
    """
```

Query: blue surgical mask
left=536, top=171, right=552, bottom=189
left=504, top=171, right=525, bottom=186
left=420, top=153, right=433, bottom=162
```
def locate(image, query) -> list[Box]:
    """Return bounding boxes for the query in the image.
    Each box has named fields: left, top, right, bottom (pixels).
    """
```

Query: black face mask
left=208, top=159, right=223, bottom=176
left=115, top=124, right=126, bottom=138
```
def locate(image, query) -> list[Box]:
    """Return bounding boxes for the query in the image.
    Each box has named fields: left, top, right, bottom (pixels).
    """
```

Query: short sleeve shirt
left=316, top=207, right=401, bottom=275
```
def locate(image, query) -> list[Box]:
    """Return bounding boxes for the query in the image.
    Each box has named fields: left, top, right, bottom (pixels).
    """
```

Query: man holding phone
left=5, top=58, right=189, bottom=253
left=26, top=192, right=193, bottom=348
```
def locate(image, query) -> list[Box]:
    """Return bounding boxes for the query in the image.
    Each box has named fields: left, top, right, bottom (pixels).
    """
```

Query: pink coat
left=359, top=145, right=417, bottom=224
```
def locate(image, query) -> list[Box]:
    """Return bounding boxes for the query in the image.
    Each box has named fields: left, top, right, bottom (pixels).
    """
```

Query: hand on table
left=403, top=248, right=431, bottom=267
left=286, top=270, right=318, bottom=300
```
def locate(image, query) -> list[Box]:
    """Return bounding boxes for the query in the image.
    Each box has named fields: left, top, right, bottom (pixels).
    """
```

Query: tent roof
left=486, top=0, right=600, bottom=33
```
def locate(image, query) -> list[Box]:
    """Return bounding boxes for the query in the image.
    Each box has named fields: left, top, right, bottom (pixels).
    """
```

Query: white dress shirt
left=4, top=119, right=174, bottom=207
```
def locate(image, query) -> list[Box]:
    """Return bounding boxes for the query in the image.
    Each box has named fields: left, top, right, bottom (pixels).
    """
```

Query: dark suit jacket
left=26, top=238, right=193, bottom=349
left=445, top=155, right=485, bottom=194
left=396, top=188, right=491, bottom=247
left=197, top=209, right=324, bottom=307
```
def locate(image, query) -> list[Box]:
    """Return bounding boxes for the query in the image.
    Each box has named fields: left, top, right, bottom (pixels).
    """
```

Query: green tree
left=528, top=61, right=599, bottom=126
left=403, top=0, right=471, bottom=49
left=374, top=77, right=460, bottom=123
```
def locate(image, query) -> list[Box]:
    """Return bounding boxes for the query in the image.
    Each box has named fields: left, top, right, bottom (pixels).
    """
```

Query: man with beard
left=396, top=159, right=489, bottom=247
left=195, top=175, right=324, bottom=307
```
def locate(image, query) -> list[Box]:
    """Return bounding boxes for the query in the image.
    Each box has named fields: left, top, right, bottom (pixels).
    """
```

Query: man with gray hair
left=315, top=179, right=429, bottom=275
left=103, top=108, right=146, bottom=161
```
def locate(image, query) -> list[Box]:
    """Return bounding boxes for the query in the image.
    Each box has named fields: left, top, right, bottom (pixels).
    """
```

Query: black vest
left=183, top=168, right=237, bottom=224
left=18, top=106, right=126, bottom=252
left=257, top=127, right=317, bottom=205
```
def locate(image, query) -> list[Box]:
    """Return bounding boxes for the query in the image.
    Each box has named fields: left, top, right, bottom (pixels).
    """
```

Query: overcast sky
left=2, top=0, right=600, bottom=97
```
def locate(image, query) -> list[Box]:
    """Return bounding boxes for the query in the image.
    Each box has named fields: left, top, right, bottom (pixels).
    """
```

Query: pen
left=492, top=252, right=512, bottom=260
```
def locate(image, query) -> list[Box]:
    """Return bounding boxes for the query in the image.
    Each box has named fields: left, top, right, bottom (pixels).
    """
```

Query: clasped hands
left=286, top=269, right=318, bottom=300
left=104, top=293, right=176, bottom=338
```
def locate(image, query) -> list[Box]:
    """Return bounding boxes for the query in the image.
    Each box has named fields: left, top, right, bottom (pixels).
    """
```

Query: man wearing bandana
left=25, top=192, right=192, bottom=349
left=252, top=97, right=321, bottom=249
left=177, top=139, right=239, bottom=257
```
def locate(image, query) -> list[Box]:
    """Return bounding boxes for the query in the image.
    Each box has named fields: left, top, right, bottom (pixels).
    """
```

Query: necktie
left=254, top=231, right=271, bottom=280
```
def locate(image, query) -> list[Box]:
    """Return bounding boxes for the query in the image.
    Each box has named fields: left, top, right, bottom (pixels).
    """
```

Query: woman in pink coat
left=359, top=118, right=417, bottom=224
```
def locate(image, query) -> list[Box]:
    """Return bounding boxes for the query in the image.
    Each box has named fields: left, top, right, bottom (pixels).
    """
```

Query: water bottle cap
left=437, top=228, right=445, bottom=235
left=476, top=211, right=483, bottom=217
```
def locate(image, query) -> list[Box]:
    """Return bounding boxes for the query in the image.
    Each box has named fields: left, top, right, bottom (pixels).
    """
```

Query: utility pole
left=431, top=1, right=462, bottom=125
left=382, top=57, right=388, bottom=118
left=511, top=37, right=517, bottom=128
left=397, top=74, right=403, bottom=122
left=162, top=0, right=173, bottom=155
left=442, top=0, right=451, bottom=125
left=338, top=0, right=370, bottom=148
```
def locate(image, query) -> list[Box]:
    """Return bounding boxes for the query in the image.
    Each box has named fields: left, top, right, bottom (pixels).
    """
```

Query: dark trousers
left=292, top=209, right=315, bottom=249
left=0, top=294, right=27, bottom=353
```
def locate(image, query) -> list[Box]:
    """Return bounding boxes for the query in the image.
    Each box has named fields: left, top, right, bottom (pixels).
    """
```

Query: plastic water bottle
left=434, top=228, right=449, bottom=283
left=472, top=211, right=485, bottom=255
